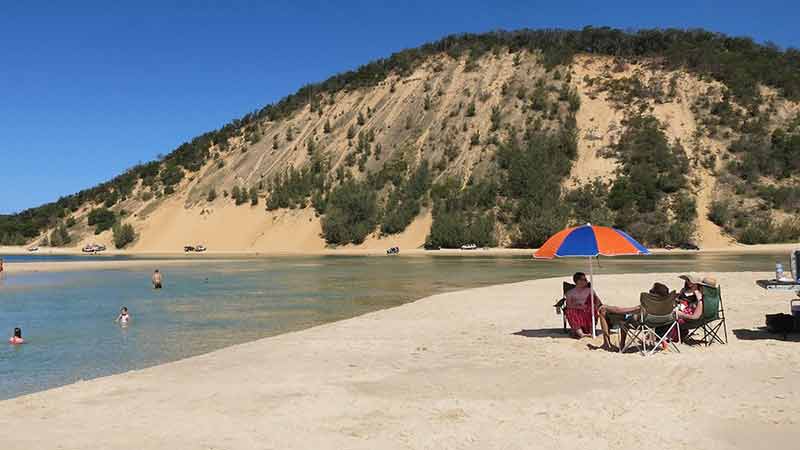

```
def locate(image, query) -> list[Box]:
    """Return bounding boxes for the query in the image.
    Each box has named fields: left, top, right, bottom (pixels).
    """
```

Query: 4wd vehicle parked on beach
left=82, top=244, right=106, bottom=253
left=184, top=245, right=196, bottom=252
left=194, top=245, right=207, bottom=252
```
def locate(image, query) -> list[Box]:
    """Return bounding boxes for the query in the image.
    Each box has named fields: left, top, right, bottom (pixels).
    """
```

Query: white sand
left=1, top=271, right=798, bottom=449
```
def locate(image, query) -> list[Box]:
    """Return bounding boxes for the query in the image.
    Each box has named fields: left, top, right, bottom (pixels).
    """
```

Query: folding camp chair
left=555, top=281, right=610, bottom=337
left=554, top=282, right=575, bottom=334
left=621, top=292, right=680, bottom=356
left=683, top=284, right=728, bottom=345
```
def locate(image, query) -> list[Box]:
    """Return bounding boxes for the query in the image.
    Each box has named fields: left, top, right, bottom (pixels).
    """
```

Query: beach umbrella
left=533, top=223, right=650, bottom=338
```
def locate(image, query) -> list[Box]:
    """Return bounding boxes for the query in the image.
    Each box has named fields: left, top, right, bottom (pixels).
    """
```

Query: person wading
left=152, top=269, right=163, bottom=289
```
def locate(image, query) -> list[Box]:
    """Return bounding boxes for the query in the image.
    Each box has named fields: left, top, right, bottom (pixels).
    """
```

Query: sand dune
left=2, top=271, right=798, bottom=449
left=133, top=196, right=326, bottom=253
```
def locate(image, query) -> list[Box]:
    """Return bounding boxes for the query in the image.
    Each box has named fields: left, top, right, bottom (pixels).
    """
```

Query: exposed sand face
left=132, top=196, right=326, bottom=253
left=2, top=271, right=797, bottom=449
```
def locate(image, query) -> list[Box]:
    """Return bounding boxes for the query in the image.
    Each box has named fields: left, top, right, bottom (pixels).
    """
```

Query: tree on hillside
left=49, top=223, right=72, bottom=247
left=112, top=222, right=136, bottom=249
left=87, top=208, right=116, bottom=234
left=250, top=187, right=259, bottom=206
left=321, top=180, right=378, bottom=245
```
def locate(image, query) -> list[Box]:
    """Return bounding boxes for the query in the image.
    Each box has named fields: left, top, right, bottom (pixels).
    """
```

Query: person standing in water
left=115, top=307, right=131, bottom=324
left=152, top=269, right=163, bottom=289
left=9, top=327, right=24, bottom=344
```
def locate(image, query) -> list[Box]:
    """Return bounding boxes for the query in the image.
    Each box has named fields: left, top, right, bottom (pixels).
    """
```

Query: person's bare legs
left=597, top=307, right=614, bottom=350
left=603, top=305, right=640, bottom=315
left=598, top=305, right=640, bottom=351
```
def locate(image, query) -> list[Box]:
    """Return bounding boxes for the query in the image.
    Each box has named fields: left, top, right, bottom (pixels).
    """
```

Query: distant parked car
left=461, top=244, right=477, bottom=250
left=386, top=246, right=399, bottom=255
left=194, top=245, right=207, bottom=252
left=27, top=246, right=39, bottom=252
left=184, top=245, right=196, bottom=252
left=82, top=243, right=105, bottom=253
left=679, top=242, right=700, bottom=250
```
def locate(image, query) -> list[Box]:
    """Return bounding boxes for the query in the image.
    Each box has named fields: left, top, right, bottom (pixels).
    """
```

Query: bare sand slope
left=132, top=197, right=326, bottom=253
left=2, top=272, right=797, bottom=449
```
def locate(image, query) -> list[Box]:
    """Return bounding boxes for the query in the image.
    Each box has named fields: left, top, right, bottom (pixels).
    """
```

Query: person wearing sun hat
left=678, top=274, right=705, bottom=305
left=670, top=274, right=717, bottom=341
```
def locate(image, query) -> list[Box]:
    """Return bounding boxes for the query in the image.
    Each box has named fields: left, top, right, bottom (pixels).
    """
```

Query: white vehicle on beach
left=27, top=246, right=39, bottom=252
left=194, top=245, right=207, bottom=252
left=461, top=244, right=478, bottom=250
left=82, top=243, right=106, bottom=253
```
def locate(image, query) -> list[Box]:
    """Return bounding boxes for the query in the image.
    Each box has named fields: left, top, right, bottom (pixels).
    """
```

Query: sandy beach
left=1, top=271, right=798, bottom=449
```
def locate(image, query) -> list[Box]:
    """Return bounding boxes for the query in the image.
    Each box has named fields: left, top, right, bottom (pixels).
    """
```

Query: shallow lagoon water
left=0, top=252, right=784, bottom=399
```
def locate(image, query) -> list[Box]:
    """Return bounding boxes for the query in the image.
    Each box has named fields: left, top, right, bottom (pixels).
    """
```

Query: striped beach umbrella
left=534, top=224, right=650, bottom=337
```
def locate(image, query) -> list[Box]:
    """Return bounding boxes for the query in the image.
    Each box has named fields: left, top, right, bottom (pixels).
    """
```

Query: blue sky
left=1, top=1, right=798, bottom=213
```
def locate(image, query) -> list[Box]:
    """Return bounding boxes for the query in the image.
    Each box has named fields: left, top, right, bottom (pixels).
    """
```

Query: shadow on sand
left=733, top=327, right=800, bottom=342
left=512, top=328, right=570, bottom=339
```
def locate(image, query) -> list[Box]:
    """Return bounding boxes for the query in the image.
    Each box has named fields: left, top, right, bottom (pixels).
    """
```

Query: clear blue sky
left=2, top=1, right=798, bottom=214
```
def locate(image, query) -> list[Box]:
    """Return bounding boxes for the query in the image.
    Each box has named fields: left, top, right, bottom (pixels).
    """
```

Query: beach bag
left=765, top=313, right=795, bottom=338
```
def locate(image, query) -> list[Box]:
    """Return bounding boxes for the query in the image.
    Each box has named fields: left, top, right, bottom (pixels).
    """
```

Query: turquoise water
left=0, top=252, right=784, bottom=399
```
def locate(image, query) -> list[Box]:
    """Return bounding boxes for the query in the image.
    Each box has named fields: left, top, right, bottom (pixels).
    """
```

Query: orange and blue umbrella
left=534, top=224, right=649, bottom=258
left=533, top=224, right=649, bottom=338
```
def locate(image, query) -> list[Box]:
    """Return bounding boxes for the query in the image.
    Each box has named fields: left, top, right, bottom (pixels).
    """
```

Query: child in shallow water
left=9, top=327, right=24, bottom=345
left=115, top=307, right=131, bottom=324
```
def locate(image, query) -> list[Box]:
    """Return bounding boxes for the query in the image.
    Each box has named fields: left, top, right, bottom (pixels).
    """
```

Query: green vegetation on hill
left=380, top=163, right=431, bottom=235
left=497, top=125, right=578, bottom=247
left=426, top=178, right=498, bottom=249
left=566, top=115, right=696, bottom=246
left=321, top=180, right=379, bottom=245
left=702, top=112, right=800, bottom=244
left=112, top=222, right=136, bottom=249
left=87, top=208, right=117, bottom=235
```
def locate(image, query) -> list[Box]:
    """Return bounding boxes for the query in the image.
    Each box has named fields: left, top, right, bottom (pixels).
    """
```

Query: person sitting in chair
left=597, top=282, right=672, bottom=351
left=564, top=272, right=603, bottom=340
left=668, top=274, right=714, bottom=341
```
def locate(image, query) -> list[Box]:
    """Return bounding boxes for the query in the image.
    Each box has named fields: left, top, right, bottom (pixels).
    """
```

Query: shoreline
left=2, top=241, right=797, bottom=257
left=1, top=242, right=797, bottom=275
left=2, top=271, right=798, bottom=449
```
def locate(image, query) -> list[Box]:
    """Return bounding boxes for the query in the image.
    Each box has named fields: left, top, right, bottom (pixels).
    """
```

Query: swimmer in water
left=9, top=327, right=24, bottom=345
left=115, top=307, right=131, bottom=324
left=152, top=269, right=162, bottom=289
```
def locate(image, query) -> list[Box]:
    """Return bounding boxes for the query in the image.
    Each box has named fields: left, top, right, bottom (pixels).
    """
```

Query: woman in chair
left=669, top=274, right=713, bottom=341
left=564, top=272, right=603, bottom=340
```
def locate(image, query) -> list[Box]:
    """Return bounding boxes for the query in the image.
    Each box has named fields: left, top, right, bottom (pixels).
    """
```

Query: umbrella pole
left=589, top=256, right=596, bottom=338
